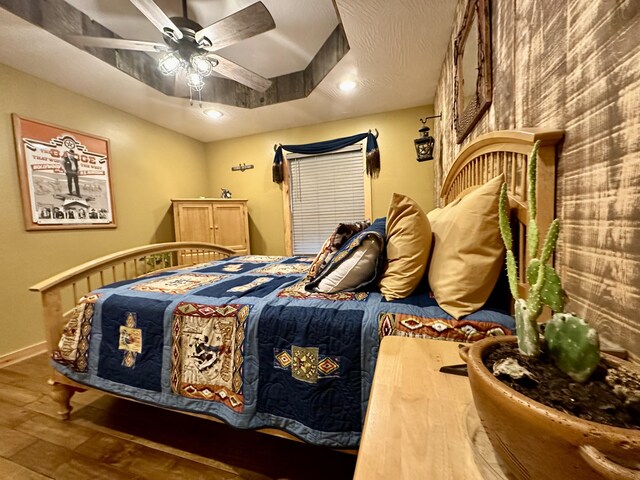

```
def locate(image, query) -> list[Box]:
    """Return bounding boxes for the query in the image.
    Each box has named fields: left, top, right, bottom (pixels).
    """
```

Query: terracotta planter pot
left=460, top=336, right=640, bottom=480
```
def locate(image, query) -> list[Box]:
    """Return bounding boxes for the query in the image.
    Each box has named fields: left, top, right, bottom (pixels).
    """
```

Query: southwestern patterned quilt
left=52, top=255, right=515, bottom=448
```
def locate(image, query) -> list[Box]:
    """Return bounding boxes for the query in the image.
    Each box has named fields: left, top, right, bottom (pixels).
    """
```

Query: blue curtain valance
left=272, top=131, right=380, bottom=183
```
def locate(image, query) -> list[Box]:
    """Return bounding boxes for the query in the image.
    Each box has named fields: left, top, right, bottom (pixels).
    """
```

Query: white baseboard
left=0, top=341, right=47, bottom=369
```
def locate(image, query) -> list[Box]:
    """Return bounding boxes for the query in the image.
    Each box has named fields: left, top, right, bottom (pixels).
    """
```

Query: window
left=286, top=148, right=368, bottom=255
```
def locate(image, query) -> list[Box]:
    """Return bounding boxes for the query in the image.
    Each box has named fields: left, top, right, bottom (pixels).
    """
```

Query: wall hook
left=419, top=114, right=442, bottom=125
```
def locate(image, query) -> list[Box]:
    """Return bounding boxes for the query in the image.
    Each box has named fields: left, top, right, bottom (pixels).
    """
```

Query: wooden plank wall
left=434, top=0, right=640, bottom=356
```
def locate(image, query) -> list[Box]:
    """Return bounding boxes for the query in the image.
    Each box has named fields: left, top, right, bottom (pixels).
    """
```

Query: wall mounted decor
left=231, top=163, right=254, bottom=172
left=414, top=114, right=441, bottom=161
left=454, top=0, right=492, bottom=143
left=12, top=114, right=116, bottom=230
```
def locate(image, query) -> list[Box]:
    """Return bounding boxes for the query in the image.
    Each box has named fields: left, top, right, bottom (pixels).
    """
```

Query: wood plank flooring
left=0, top=354, right=356, bottom=479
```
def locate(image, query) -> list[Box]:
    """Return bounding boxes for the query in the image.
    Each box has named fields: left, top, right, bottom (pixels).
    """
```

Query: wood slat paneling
left=434, top=0, right=640, bottom=355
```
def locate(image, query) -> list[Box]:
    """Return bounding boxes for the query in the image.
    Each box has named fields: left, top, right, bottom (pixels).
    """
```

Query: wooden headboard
left=440, top=128, right=564, bottom=300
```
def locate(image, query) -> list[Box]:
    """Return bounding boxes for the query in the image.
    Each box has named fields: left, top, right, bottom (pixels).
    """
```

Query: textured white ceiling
left=0, top=0, right=456, bottom=142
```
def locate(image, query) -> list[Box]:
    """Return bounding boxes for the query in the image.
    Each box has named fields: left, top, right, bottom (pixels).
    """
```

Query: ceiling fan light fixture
left=190, top=54, right=214, bottom=77
left=187, top=70, right=205, bottom=91
left=159, top=52, right=182, bottom=75
left=68, top=0, right=276, bottom=100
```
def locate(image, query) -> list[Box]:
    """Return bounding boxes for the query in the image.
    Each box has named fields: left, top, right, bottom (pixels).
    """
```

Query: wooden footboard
left=30, top=242, right=235, bottom=361
left=29, top=243, right=359, bottom=451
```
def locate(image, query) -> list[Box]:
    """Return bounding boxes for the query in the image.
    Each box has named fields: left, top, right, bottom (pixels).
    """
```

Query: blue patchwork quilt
left=52, top=255, right=515, bottom=448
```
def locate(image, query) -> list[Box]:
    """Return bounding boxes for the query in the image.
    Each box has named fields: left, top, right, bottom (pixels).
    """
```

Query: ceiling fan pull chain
left=189, top=88, right=194, bottom=106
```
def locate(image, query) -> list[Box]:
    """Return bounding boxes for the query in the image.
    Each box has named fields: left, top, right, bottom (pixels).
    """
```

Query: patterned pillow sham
left=305, top=220, right=371, bottom=282
left=306, top=218, right=386, bottom=293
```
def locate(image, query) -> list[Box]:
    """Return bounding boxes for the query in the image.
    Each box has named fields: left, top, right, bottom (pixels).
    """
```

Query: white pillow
left=316, top=238, right=381, bottom=293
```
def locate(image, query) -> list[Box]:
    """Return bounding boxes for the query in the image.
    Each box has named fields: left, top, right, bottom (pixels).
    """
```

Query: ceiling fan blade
left=67, top=35, right=169, bottom=53
left=195, top=2, right=275, bottom=51
left=207, top=53, right=272, bottom=92
left=129, top=0, right=183, bottom=40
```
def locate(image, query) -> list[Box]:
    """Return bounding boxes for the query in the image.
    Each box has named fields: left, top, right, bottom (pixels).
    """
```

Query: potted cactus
left=460, top=141, right=640, bottom=480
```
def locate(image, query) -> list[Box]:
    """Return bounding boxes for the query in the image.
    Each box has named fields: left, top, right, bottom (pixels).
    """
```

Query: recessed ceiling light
left=339, top=80, right=357, bottom=92
left=203, top=109, right=224, bottom=119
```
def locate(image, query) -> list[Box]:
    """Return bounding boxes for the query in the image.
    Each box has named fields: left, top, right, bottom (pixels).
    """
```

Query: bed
left=30, top=128, right=563, bottom=449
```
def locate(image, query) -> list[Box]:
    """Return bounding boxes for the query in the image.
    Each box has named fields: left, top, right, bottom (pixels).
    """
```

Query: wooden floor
left=0, top=354, right=356, bottom=479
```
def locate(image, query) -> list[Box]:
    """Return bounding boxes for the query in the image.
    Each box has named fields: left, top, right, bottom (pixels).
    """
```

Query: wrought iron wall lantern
left=414, top=114, right=441, bottom=162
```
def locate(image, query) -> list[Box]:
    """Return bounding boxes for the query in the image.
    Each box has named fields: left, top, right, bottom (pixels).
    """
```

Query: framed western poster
left=12, top=114, right=116, bottom=230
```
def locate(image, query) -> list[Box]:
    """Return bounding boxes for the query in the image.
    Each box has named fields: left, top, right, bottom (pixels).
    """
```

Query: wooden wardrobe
left=171, top=199, right=250, bottom=255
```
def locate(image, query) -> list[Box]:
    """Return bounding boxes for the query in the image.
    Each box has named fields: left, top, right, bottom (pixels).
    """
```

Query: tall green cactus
left=498, top=140, right=600, bottom=382
left=498, top=140, right=565, bottom=356
left=499, top=141, right=599, bottom=374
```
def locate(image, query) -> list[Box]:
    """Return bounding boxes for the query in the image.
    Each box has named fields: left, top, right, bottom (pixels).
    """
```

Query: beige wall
left=434, top=0, right=640, bottom=355
left=205, top=105, right=436, bottom=255
left=0, top=63, right=208, bottom=357
left=0, top=63, right=437, bottom=357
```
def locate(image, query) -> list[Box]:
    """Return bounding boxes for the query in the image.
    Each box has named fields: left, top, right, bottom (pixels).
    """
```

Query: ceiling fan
left=68, top=0, right=275, bottom=99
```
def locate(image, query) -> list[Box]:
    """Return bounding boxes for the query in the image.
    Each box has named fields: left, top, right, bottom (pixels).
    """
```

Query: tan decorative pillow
left=427, top=174, right=505, bottom=319
left=379, top=193, right=431, bottom=300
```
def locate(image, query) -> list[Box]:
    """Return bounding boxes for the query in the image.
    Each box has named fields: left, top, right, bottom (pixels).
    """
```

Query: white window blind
left=289, top=148, right=366, bottom=255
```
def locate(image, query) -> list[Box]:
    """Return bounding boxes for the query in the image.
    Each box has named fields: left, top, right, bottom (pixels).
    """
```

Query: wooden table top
left=353, top=336, right=507, bottom=480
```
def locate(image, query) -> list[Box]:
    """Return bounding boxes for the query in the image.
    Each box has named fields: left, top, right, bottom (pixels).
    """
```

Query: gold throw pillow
left=427, top=174, right=505, bottom=319
left=379, top=193, right=431, bottom=300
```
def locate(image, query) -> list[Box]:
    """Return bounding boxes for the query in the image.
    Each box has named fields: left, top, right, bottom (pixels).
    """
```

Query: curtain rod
left=273, top=129, right=379, bottom=151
